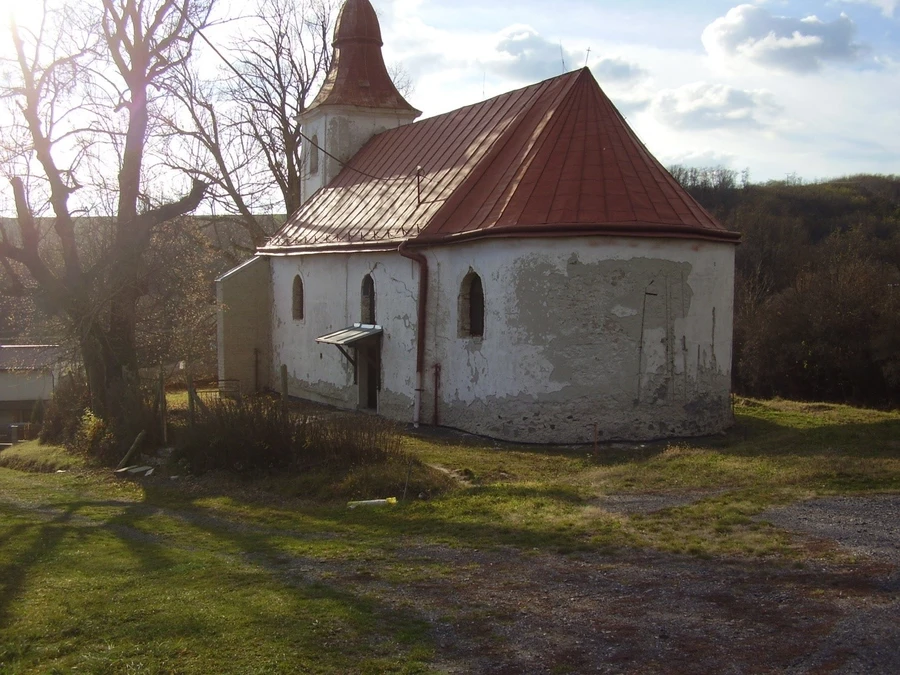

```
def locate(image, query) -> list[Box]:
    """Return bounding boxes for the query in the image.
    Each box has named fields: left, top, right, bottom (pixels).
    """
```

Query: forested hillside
left=675, top=169, right=900, bottom=405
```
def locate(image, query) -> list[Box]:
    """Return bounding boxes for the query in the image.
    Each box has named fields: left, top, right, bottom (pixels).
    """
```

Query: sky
left=368, top=0, right=900, bottom=182
left=1, top=0, right=898, bottom=184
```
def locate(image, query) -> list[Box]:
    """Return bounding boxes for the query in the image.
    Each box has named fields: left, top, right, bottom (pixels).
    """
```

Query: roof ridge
left=485, top=71, right=594, bottom=228
left=518, top=69, right=594, bottom=225
left=594, top=83, right=725, bottom=230
left=419, top=71, right=583, bottom=237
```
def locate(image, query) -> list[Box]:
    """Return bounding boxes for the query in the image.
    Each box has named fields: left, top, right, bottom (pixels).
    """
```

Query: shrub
left=39, top=374, right=91, bottom=445
left=71, top=409, right=120, bottom=465
left=39, top=373, right=160, bottom=466
left=174, top=396, right=404, bottom=475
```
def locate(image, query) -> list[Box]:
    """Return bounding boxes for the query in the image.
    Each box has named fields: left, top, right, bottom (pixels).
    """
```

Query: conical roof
left=265, top=68, right=739, bottom=252
left=305, top=0, right=419, bottom=114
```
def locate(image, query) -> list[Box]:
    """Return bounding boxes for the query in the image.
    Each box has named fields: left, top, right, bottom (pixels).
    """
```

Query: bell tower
left=300, top=0, right=421, bottom=204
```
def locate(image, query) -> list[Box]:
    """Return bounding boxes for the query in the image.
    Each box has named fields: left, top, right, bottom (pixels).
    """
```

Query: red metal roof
left=333, top=0, right=382, bottom=45
left=265, top=69, right=739, bottom=253
left=305, top=0, right=419, bottom=114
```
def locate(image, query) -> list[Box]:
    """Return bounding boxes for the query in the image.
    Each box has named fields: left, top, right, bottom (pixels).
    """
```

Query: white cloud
left=592, top=57, right=647, bottom=83
left=838, top=0, right=899, bottom=17
left=702, top=4, right=864, bottom=73
left=651, top=82, right=781, bottom=130
left=492, top=25, right=575, bottom=81
left=486, top=25, right=646, bottom=84
left=374, top=0, right=900, bottom=181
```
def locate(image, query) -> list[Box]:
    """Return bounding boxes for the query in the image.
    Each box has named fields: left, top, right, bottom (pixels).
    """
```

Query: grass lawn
left=1, top=397, right=898, bottom=673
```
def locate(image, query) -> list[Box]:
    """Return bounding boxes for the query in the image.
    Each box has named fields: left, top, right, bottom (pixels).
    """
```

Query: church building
left=217, top=0, right=740, bottom=443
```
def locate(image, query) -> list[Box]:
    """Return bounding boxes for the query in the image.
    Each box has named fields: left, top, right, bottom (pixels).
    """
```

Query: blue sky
left=373, top=0, right=900, bottom=181
left=1, top=0, right=897, bottom=185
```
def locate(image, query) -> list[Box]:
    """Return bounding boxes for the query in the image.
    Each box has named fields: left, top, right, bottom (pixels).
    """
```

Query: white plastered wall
left=0, top=371, right=54, bottom=403
left=217, top=257, right=273, bottom=393
left=423, top=236, right=736, bottom=443
left=301, top=106, right=419, bottom=205
left=270, top=252, right=419, bottom=419
left=269, top=236, right=735, bottom=443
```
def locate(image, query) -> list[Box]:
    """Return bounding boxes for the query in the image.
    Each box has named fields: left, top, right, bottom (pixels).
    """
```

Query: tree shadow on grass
left=0, top=504, right=79, bottom=629
left=0, top=491, right=437, bottom=671
left=135, top=479, right=625, bottom=559
left=716, top=413, right=900, bottom=460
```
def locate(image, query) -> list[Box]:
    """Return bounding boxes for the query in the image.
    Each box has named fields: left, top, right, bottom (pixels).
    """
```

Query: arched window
left=459, top=272, right=484, bottom=338
left=361, top=274, right=376, bottom=324
left=309, top=134, right=319, bottom=175
left=292, top=275, right=304, bottom=321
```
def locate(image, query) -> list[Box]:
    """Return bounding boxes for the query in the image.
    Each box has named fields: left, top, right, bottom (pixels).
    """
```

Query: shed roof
left=316, top=323, right=383, bottom=346
left=0, top=345, right=60, bottom=371
left=265, top=68, right=738, bottom=253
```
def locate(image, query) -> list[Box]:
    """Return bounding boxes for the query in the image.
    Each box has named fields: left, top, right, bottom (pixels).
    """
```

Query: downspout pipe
left=398, top=240, right=428, bottom=427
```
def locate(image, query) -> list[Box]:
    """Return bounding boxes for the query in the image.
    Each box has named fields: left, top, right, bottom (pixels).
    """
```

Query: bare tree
left=163, top=0, right=334, bottom=251
left=0, top=0, right=212, bottom=424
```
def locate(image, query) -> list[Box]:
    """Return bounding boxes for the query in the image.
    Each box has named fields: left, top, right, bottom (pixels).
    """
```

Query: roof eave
left=257, top=238, right=407, bottom=256
left=411, top=223, right=742, bottom=246
left=257, top=223, right=740, bottom=255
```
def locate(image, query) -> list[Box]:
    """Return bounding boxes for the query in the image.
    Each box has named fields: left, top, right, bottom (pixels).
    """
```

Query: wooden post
left=116, top=430, right=147, bottom=470
left=159, top=365, right=168, bottom=445
left=280, top=364, right=289, bottom=416
left=187, top=368, right=196, bottom=427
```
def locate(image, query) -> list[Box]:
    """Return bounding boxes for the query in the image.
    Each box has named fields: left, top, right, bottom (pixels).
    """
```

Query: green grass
left=0, top=397, right=898, bottom=672
left=0, top=441, right=86, bottom=473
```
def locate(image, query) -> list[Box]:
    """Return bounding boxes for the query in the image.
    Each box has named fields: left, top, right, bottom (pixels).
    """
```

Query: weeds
left=174, top=396, right=407, bottom=475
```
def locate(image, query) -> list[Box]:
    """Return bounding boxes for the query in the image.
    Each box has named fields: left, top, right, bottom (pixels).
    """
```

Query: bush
left=71, top=409, right=120, bottom=465
left=39, top=374, right=91, bottom=445
left=174, top=396, right=404, bottom=475
left=39, top=373, right=161, bottom=465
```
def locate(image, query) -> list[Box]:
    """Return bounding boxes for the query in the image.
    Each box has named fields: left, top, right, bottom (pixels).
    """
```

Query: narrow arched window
left=309, top=134, right=319, bottom=175
left=292, top=275, right=304, bottom=321
left=361, top=274, right=376, bottom=324
left=459, top=272, right=484, bottom=338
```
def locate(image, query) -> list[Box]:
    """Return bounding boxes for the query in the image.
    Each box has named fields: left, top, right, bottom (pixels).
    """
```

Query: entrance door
left=357, top=338, right=380, bottom=410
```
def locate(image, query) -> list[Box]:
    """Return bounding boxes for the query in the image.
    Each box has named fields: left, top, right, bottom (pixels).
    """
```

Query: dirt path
left=4, top=490, right=898, bottom=673
left=310, top=494, right=900, bottom=673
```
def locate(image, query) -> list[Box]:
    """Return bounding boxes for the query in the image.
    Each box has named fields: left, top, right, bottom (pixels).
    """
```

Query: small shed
left=0, top=345, right=60, bottom=441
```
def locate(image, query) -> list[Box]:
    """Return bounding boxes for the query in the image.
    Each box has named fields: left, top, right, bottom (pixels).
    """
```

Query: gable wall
left=217, top=257, right=273, bottom=393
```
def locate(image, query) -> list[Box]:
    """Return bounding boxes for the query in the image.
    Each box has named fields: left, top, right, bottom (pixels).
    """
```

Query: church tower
left=300, top=0, right=421, bottom=204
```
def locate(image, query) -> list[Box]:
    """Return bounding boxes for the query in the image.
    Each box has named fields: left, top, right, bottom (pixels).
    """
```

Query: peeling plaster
left=249, top=237, right=735, bottom=443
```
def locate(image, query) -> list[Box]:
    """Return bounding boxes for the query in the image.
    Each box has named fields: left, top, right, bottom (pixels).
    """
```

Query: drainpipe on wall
left=398, top=240, right=428, bottom=428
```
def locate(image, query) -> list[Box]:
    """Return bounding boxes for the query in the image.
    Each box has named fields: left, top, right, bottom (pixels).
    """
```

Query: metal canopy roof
left=316, top=324, right=383, bottom=346
left=263, top=68, right=739, bottom=254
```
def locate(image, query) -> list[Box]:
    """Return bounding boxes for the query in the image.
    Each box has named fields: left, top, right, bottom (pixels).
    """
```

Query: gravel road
left=760, top=495, right=900, bottom=567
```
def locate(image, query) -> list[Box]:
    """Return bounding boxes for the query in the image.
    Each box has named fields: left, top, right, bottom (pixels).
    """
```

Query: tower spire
left=306, top=0, right=420, bottom=114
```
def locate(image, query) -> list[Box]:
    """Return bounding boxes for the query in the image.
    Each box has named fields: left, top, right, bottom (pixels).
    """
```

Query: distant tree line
left=672, top=167, right=900, bottom=406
